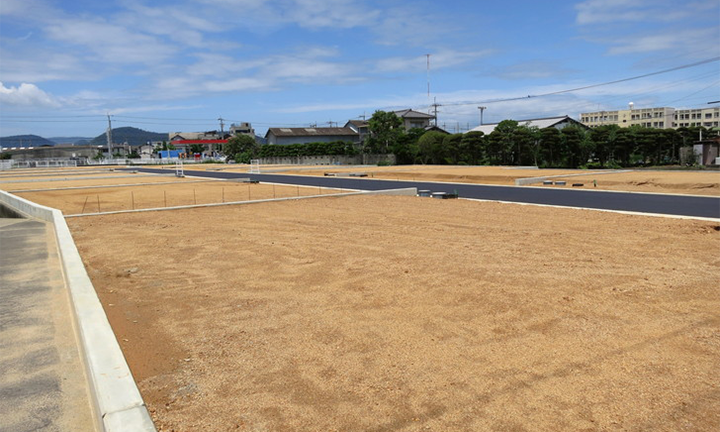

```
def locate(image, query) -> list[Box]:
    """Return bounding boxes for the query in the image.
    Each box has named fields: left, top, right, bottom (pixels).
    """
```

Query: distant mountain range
left=1, top=127, right=168, bottom=149
left=89, top=127, right=167, bottom=147
left=0, top=134, right=56, bottom=148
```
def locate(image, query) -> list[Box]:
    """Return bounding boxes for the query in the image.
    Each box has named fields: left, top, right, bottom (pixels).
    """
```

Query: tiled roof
left=266, top=127, right=359, bottom=137
left=393, top=109, right=435, bottom=119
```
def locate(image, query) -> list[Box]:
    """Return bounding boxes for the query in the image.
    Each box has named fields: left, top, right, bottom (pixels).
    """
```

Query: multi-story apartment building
left=581, top=104, right=720, bottom=130
left=674, top=108, right=720, bottom=128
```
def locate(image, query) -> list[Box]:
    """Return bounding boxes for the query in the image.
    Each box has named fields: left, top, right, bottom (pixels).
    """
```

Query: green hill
left=0, top=135, right=55, bottom=148
left=90, top=127, right=166, bottom=147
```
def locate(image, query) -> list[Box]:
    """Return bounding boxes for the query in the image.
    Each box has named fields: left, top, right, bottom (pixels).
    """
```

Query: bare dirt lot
left=65, top=194, right=720, bottom=431
left=14, top=181, right=343, bottom=214
left=545, top=170, right=720, bottom=196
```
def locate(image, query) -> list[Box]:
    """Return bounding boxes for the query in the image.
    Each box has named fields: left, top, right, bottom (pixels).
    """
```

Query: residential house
left=393, top=109, right=435, bottom=130
left=467, top=116, right=587, bottom=135
left=265, top=127, right=360, bottom=145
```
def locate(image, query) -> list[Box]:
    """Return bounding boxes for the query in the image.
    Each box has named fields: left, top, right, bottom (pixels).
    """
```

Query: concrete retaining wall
left=0, top=190, right=156, bottom=432
left=514, top=170, right=633, bottom=186
left=259, top=154, right=396, bottom=166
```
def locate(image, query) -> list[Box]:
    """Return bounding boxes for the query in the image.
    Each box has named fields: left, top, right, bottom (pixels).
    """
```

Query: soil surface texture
left=66, top=195, right=720, bottom=431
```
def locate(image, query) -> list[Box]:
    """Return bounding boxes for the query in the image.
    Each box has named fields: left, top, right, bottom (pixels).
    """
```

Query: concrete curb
left=65, top=187, right=418, bottom=218
left=0, top=190, right=156, bottom=432
left=514, top=170, right=633, bottom=186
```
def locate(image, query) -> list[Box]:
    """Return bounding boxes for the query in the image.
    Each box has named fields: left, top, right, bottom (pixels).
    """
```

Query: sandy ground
left=0, top=175, right=197, bottom=192
left=65, top=195, right=720, bottom=432
left=14, top=181, right=343, bottom=214
left=542, top=170, right=720, bottom=195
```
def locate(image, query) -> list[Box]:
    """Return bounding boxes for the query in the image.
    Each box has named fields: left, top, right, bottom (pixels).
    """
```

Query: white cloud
left=44, top=19, right=176, bottom=64
left=0, top=82, right=61, bottom=107
left=0, top=48, right=92, bottom=82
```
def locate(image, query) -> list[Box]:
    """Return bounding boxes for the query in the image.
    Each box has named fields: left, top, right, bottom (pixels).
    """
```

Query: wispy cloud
left=375, top=50, right=493, bottom=73
left=607, top=28, right=719, bottom=55
left=44, top=19, right=177, bottom=64
left=574, top=0, right=720, bottom=60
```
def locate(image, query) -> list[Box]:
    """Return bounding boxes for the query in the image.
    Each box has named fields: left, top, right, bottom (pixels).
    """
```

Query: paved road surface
left=0, top=217, right=95, bottom=432
left=127, top=167, right=720, bottom=219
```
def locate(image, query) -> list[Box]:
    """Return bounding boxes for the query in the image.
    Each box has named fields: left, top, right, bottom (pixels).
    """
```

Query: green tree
left=394, top=128, right=424, bottom=164
left=416, top=131, right=446, bottom=164
left=538, top=128, right=562, bottom=167
left=589, top=125, right=618, bottom=166
left=613, top=128, right=634, bottom=166
left=443, top=133, right=464, bottom=164
left=225, top=135, right=258, bottom=163
left=459, top=131, right=485, bottom=165
left=487, top=120, right=519, bottom=164
left=512, top=125, right=538, bottom=166
left=560, top=126, right=588, bottom=168
left=367, top=111, right=404, bottom=153
left=189, top=144, right=205, bottom=154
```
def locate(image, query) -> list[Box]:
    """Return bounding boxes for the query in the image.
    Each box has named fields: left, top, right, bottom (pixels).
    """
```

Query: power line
left=420, top=57, right=720, bottom=109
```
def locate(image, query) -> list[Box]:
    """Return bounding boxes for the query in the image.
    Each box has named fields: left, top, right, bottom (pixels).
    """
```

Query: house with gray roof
left=393, top=109, right=436, bottom=130
left=466, top=116, right=587, bottom=135
left=265, top=127, right=360, bottom=145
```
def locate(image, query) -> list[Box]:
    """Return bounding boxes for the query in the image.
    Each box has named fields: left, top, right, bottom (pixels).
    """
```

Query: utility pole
left=218, top=117, right=225, bottom=135
left=431, top=97, right=441, bottom=126
left=106, top=114, right=113, bottom=158
left=477, top=106, right=487, bottom=126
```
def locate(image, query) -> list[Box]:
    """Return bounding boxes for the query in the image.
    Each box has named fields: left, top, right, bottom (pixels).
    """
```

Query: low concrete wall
left=515, top=170, right=633, bottom=186
left=0, top=190, right=156, bottom=432
left=259, top=154, right=396, bottom=166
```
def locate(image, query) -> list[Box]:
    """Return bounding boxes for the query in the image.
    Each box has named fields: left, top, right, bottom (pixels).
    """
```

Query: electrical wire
left=416, top=56, right=720, bottom=109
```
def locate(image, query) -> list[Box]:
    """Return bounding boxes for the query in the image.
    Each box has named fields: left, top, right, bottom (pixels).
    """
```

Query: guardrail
left=0, top=190, right=156, bottom=432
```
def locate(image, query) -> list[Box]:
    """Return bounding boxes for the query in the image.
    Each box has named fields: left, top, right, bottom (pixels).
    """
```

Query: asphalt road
left=126, top=167, right=720, bottom=219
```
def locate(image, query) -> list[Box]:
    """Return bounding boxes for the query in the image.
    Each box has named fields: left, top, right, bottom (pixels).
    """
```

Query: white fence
left=86, top=157, right=225, bottom=166
left=0, top=159, right=78, bottom=170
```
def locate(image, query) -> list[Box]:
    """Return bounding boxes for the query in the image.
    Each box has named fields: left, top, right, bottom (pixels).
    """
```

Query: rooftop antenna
left=426, top=54, right=431, bottom=112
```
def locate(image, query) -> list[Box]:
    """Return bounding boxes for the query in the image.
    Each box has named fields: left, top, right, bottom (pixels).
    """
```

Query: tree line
left=370, top=112, right=714, bottom=168
left=224, top=111, right=716, bottom=168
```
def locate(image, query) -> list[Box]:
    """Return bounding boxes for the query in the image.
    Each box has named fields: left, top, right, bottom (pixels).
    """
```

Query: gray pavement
left=0, top=217, right=96, bottom=432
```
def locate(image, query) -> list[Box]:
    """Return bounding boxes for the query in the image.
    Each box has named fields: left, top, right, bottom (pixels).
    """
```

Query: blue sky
left=0, top=0, right=718, bottom=138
